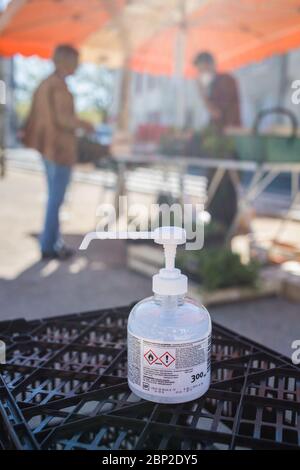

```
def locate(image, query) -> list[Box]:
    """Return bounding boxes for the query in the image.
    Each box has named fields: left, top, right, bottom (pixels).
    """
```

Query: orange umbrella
left=1, top=0, right=300, bottom=74
left=130, top=0, right=300, bottom=76
left=0, top=0, right=125, bottom=59
left=0, top=0, right=198, bottom=67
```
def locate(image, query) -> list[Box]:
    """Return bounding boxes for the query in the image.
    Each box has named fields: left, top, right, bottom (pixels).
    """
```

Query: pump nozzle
left=152, top=227, right=187, bottom=296
left=79, top=226, right=188, bottom=296
left=153, top=226, right=186, bottom=270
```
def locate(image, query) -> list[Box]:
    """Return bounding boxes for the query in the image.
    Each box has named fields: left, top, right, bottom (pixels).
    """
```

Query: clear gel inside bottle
left=127, top=293, right=211, bottom=403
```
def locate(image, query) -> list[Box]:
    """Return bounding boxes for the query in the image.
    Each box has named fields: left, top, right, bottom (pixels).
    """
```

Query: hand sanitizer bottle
left=127, top=226, right=211, bottom=404
left=80, top=226, right=211, bottom=404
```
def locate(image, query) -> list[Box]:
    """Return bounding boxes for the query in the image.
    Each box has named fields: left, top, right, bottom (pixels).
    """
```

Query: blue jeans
left=40, top=158, right=72, bottom=253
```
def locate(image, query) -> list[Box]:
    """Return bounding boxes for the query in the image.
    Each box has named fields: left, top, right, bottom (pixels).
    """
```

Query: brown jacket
left=209, top=73, right=241, bottom=129
left=23, top=73, right=78, bottom=166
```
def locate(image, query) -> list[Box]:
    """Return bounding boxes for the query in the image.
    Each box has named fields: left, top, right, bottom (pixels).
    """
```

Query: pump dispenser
left=152, top=226, right=188, bottom=297
left=127, top=227, right=211, bottom=403
left=80, top=226, right=211, bottom=403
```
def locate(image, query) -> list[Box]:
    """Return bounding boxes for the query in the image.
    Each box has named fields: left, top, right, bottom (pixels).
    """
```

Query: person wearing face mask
left=23, top=44, right=94, bottom=260
left=194, top=51, right=241, bottom=130
left=192, top=51, right=241, bottom=231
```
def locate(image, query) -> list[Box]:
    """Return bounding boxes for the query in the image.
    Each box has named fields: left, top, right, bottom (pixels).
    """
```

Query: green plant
left=201, top=125, right=235, bottom=158
left=198, top=249, right=259, bottom=291
left=203, top=220, right=227, bottom=242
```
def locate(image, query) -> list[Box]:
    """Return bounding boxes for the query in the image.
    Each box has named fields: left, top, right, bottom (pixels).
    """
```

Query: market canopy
left=0, top=0, right=199, bottom=67
left=1, top=0, right=300, bottom=75
left=0, top=0, right=125, bottom=59
left=131, top=0, right=300, bottom=76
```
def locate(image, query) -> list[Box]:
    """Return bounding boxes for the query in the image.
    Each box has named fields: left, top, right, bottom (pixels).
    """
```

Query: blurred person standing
left=23, top=45, right=93, bottom=260
left=194, top=51, right=241, bottom=129
left=193, top=51, right=241, bottom=230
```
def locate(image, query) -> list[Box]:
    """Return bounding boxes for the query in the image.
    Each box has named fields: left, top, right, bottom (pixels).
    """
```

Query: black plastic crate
left=0, top=305, right=299, bottom=450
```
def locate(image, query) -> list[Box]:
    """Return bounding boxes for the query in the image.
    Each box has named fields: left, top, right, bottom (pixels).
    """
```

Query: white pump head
left=152, top=226, right=188, bottom=296
left=79, top=226, right=188, bottom=296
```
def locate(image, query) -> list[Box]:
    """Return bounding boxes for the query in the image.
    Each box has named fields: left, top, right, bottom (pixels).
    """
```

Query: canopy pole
left=174, top=0, right=187, bottom=129
left=0, top=56, right=6, bottom=178
left=277, top=53, right=288, bottom=119
left=114, top=2, right=132, bottom=136
left=116, top=55, right=131, bottom=133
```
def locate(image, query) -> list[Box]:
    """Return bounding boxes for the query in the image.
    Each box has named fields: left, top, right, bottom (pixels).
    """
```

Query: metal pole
left=114, top=0, right=132, bottom=136
left=116, top=57, right=131, bottom=133
left=174, top=0, right=187, bottom=129
left=0, top=56, right=6, bottom=178
left=277, top=53, right=288, bottom=122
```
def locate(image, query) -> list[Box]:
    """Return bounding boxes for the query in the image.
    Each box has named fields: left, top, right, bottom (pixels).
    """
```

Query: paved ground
left=0, top=167, right=299, bottom=358
left=210, top=297, right=300, bottom=357
left=0, top=168, right=151, bottom=319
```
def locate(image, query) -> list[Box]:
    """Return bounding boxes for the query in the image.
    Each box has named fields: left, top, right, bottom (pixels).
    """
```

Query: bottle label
left=128, top=332, right=211, bottom=398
